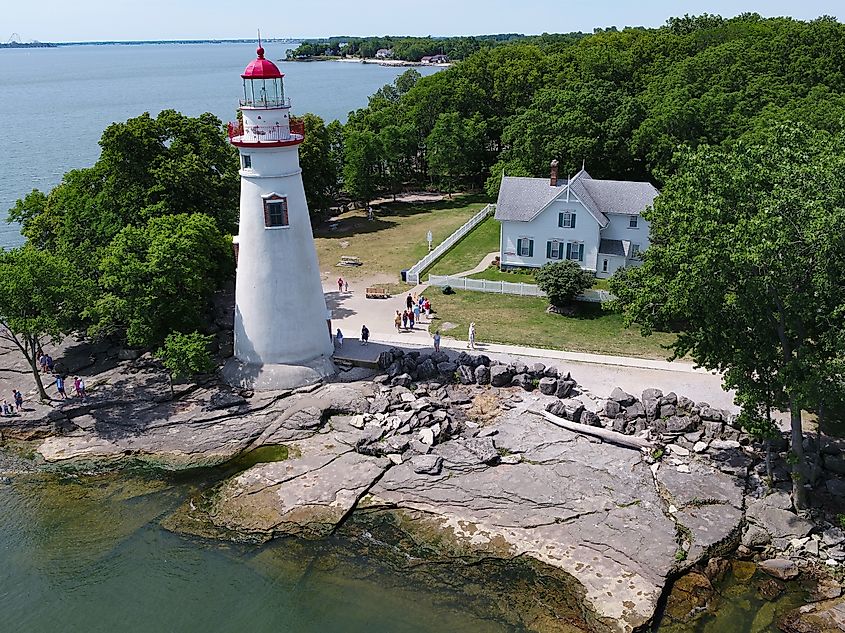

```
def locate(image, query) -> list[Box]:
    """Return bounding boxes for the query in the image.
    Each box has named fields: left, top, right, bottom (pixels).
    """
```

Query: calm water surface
left=0, top=43, right=440, bottom=248
left=0, top=466, right=506, bottom=633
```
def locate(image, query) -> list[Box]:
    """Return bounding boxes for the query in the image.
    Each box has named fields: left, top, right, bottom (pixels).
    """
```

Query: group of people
left=2, top=390, right=24, bottom=416
left=395, top=293, right=432, bottom=332
left=36, top=351, right=87, bottom=401
left=336, top=277, right=350, bottom=293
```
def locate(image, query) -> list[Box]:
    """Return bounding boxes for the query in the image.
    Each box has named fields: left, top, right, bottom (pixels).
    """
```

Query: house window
left=559, top=211, right=576, bottom=228
left=263, top=195, right=289, bottom=227
left=241, top=154, right=252, bottom=169
left=632, top=244, right=641, bottom=256
left=629, top=215, right=638, bottom=228
left=517, top=238, right=533, bottom=257
left=602, top=258, right=608, bottom=273
left=548, top=240, right=562, bottom=259
left=566, top=242, right=584, bottom=262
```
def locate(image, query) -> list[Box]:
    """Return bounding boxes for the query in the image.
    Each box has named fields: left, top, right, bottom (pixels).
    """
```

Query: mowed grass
left=314, top=194, right=489, bottom=283
left=429, top=290, right=676, bottom=359
left=425, top=216, right=500, bottom=276
left=467, top=266, right=536, bottom=283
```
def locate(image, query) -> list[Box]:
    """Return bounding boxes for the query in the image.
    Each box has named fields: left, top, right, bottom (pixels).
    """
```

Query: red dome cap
left=241, top=46, right=283, bottom=79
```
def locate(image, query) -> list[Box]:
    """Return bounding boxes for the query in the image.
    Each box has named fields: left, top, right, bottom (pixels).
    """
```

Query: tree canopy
left=608, top=123, right=845, bottom=508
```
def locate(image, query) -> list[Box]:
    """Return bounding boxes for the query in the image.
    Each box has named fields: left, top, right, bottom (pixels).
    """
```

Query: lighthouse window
left=241, top=154, right=252, bottom=169
left=263, top=196, right=289, bottom=227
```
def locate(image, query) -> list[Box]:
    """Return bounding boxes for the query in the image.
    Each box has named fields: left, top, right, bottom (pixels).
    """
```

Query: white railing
left=426, top=274, right=613, bottom=303
left=405, top=204, right=495, bottom=285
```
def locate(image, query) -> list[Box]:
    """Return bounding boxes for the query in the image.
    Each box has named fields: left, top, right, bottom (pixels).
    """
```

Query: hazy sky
left=4, top=0, right=841, bottom=42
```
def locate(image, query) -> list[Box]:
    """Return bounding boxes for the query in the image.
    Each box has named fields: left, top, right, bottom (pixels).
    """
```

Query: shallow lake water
left=0, top=453, right=810, bottom=633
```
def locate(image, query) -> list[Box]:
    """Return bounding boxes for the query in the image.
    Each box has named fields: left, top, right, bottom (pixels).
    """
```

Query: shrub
left=442, top=285, right=455, bottom=295
left=535, top=260, right=594, bottom=309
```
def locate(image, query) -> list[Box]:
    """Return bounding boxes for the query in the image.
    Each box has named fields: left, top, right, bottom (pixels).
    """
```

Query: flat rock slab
left=210, top=433, right=389, bottom=539
left=655, top=459, right=745, bottom=561
left=746, top=495, right=814, bottom=540
left=368, top=414, right=678, bottom=633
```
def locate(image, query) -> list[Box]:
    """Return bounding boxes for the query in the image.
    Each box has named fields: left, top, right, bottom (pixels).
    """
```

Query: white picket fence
left=405, top=204, right=495, bottom=285
left=426, top=274, right=613, bottom=303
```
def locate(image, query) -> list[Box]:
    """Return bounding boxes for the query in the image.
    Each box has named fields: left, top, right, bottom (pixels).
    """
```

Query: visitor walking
left=360, top=325, right=370, bottom=345
left=394, top=311, right=402, bottom=332
left=55, top=375, right=67, bottom=400
left=45, top=354, right=54, bottom=373
left=409, top=309, right=415, bottom=329
left=1, top=401, right=11, bottom=416
left=406, top=294, right=413, bottom=310
left=424, top=298, right=431, bottom=316
left=413, top=303, right=421, bottom=325
left=468, top=322, right=476, bottom=350
left=433, top=330, right=441, bottom=352
left=344, top=280, right=349, bottom=292
left=13, top=389, right=23, bottom=412
left=74, top=376, right=86, bottom=399
left=337, top=277, right=344, bottom=292
left=402, top=310, right=409, bottom=330
left=335, top=329, right=344, bottom=348
left=38, top=352, right=47, bottom=374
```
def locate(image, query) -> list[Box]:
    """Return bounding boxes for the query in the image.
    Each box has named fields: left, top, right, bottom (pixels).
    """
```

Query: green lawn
left=591, top=278, right=611, bottom=290
left=429, top=290, right=676, bottom=359
left=314, top=194, right=489, bottom=283
left=425, top=216, right=500, bottom=277
left=467, top=266, right=537, bottom=283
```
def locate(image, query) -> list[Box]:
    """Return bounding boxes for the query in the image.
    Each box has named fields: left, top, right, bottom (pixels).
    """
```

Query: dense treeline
left=286, top=33, right=535, bottom=61
left=7, top=111, right=237, bottom=357
left=298, top=13, right=845, bottom=204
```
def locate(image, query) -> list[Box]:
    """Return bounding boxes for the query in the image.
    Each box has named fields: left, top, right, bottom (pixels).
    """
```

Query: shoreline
left=286, top=56, right=452, bottom=68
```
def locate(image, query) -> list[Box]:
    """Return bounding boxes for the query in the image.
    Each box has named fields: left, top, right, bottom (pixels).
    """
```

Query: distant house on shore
left=494, top=162, right=658, bottom=278
left=421, top=54, right=449, bottom=64
left=375, top=48, right=394, bottom=59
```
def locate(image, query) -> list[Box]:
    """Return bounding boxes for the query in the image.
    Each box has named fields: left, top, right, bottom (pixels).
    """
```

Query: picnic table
left=365, top=287, right=390, bottom=299
left=337, top=255, right=362, bottom=267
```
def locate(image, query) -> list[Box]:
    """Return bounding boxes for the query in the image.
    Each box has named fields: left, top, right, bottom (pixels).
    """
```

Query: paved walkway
left=451, top=252, right=499, bottom=278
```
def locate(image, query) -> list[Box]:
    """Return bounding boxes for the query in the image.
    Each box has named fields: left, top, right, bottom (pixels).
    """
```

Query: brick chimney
left=550, top=159, right=559, bottom=186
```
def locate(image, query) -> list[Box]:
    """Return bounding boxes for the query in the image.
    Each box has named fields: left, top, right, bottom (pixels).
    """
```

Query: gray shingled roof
left=494, top=177, right=562, bottom=222
left=495, top=169, right=658, bottom=225
left=599, top=239, right=626, bottom=256
left=580, top=178, right=658, bottom=216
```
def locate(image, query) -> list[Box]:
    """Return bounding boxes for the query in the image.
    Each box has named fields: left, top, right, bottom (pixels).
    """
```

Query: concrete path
left=452, top=252, right=499, bottom=278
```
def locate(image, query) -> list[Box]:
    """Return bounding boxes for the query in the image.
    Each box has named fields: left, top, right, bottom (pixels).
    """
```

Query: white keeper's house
left=494, top=161, right=658, bottom=278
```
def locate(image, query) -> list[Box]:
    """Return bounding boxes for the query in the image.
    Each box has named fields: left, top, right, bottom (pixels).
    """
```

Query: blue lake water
left=0, top=43, right=440, bottom=248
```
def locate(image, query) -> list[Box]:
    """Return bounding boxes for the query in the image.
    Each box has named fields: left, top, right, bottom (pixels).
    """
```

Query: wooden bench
left=337, top=255, right=362, bottom=267
left=365, top=287, right=390, bottom=299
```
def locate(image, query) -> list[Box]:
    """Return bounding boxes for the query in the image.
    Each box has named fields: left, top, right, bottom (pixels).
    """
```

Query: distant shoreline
left=1, top=39, right=298, bottom=48
left=288, top=56, right=452, bottom=68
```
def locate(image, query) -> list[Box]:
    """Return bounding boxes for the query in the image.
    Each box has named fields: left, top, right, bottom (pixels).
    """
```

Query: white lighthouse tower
left=224, top=43, right=335, bottom=389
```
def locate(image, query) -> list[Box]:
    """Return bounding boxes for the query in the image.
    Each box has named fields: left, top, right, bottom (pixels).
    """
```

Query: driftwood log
left=532, top=409, right=655, bottom=451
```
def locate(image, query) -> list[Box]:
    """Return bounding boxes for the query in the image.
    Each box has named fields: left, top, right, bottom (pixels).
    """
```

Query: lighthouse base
left=222, top=355, right=337, bottom=391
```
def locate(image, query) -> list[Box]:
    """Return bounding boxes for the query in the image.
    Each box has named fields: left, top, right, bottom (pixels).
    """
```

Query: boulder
left=660, top=404, right=677, bottom=418
left=436, top=361, right=458, bottom=376
left=579, top=410, right=602, bottom=427
left=546, top=398, right=584, bottom=422
left=642, top=388, right=663, bottom=402
left=529, top=363, right=546, bottom=377
left=430, top=351, right=449, bottom=365
left=742, top=524, right=772, bottom=548
left=446, top=387, right=472, bottom=405
left=456, top=365, right=476, bottom=385
left=666, top=416, right=696, bottom=433
left=555, top=379, right=576, bottom=399
left=511, top=373, right=534, bottom=391
left=476, top=355, right=491, bottom=367
left=759, top=558, right=799, bottom=580
left=609, top=387, right=636, bottom=407
left=543, top=366, right=559, bottom=378
left=416, top=359, right=437, bottom=380
left=490, top=366, right=513, bottom=388
left=513, top=362, right=529, bottom=375
left=474, top=365, right=491, bottom=385
left=823, top=454, right=845, bottom=476
left=391, top=373, right=412, bottom=388
left=538, top=377, right=558, bottom=396
left=604, top=400, right=621, bottom=418
left=644, top=398, right=660, bottom=421
left=411, top=454, right=443, bottom=475
left=746, top=496, right=813, bottom=541
left=660, top=392, right=678, bottom=406
left=624, top=401, right=646, bottom=420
